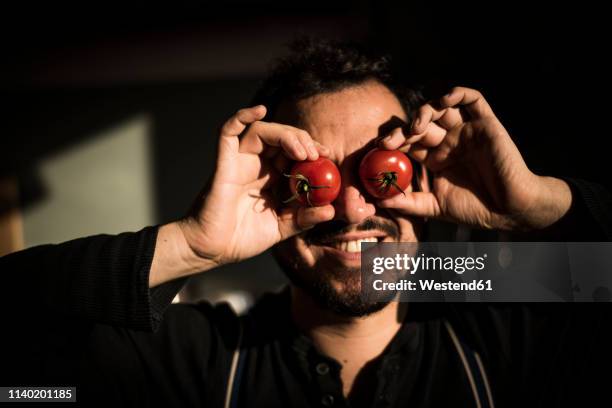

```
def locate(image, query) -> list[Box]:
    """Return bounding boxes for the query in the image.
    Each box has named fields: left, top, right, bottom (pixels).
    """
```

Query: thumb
left=377, top=192, right=441, bottom=218
left=217, top=105, right=267, bottom=161
left=277, top=205, right=335, bottom=241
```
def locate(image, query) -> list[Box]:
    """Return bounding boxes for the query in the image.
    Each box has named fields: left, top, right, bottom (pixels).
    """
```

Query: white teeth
left=333, top=237, right=378, bottom=253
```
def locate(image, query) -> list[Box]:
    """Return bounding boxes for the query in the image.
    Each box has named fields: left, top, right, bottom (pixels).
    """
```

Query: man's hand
left=150, top=106, right=334, bottom=287
left=378, top=87, right=572, bottom=232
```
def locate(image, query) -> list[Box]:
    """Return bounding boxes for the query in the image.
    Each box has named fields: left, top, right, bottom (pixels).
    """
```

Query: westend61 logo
left=372, top=253, right=488, bottom=275
left=363, top=242, right=612, bottom=302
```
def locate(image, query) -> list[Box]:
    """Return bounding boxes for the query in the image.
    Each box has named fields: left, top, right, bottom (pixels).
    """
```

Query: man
left=1, top=38, right=611, bottom=407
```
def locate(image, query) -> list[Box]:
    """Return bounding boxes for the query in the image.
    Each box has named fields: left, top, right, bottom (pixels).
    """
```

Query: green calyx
left=283, top=173, right=330, bottom=206
left=367, top=171, right=406, bottom=196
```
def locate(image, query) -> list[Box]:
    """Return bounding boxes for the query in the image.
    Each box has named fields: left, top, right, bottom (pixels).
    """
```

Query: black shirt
left=1, top=177, right=611, bottom=408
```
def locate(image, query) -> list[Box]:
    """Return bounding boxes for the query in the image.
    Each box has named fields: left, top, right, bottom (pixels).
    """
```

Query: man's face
left=273, top=80, right=424, bottom=316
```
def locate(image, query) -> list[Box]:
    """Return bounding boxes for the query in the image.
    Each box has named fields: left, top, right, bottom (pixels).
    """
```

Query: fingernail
left=412, top=118, right=420, bottom=130
left=295, top=142, right=307, bottom=159
left=308, top=144, right=318, bottom=158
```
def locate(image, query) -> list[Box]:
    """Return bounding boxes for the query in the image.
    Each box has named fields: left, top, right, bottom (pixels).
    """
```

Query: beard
left=274, top=252, right=397, bottom=317
left=272, top=217, right=402, bottom=317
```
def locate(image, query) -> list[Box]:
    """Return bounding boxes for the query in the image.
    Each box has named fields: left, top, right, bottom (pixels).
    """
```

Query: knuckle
left=422, top=105, right=434, bottom=117
left=292, top=130, right=305, bottom=142
left=250, top=120, right=262, bottom=131
left=416, top=106, right=429, bottom=119
left=284, top=130, right=298, bottom=143
left=299, top=129, right=312, bottom=141
left=220, top=118, right=236, bottom=133
left=450, top=86, right=464, bottom=93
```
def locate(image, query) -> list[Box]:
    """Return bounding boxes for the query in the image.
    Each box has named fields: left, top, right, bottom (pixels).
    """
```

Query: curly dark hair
left=251, top=37, right=424, bottom=122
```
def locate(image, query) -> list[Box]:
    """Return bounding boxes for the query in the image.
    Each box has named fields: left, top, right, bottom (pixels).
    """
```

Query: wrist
left=519, top=174, right=573, bottom=231
left=149, top=221, right=218, bottom=288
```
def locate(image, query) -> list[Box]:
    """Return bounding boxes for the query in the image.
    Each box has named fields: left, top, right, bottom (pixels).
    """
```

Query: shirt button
left=315, top=362, right=330, bottom=375
left=321, top=394, right=335, bottom=406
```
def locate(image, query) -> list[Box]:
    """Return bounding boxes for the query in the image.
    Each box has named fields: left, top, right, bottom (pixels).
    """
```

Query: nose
left=333, top=174, right=376, bottom=225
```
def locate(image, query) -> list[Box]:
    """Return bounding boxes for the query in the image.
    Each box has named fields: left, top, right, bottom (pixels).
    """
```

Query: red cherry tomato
left=359, top=148, right=412, bottom=199
left=284, top=157, right=341, bottom=206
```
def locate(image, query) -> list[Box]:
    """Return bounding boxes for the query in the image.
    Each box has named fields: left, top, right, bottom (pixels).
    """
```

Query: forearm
left=0, top=226, right=180, bottom=331
left=527, top=175, right=573, bottom=230
left=148, top=221, right=218, bottom=288
left=514, top=177, right=610, bottom=241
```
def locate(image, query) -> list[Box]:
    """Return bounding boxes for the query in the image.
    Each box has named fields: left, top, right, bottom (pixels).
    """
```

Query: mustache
left=304, top=217, right=399, bottom=245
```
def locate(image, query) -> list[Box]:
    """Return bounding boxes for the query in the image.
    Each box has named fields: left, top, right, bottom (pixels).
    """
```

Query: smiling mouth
left=325, top=237, right=381, bottom=253
left=304, top=219, right=399, bottom=254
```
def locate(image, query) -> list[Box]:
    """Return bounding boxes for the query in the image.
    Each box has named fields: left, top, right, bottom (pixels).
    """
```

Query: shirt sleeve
left=0, top=225, right=183, bottom=332
left=0, top=227, right=239, bottom=406
left=563, top=177, right=612, bottom=240
left=529, top=177, right=612, bottom=241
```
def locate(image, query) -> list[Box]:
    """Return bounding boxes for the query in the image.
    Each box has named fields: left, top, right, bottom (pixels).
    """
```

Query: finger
left=218, top=106, right=267, bottom=161
left=264, top=139, right=328, bottom=167
left=397, top=142, right=412, bottom=154
left=412, top=104, right=445, bottom=135
left=378, top=127, right=407, bottom=150
left=314, top=141, right=330, bottom=157
left=424, top=127, right=462, bottom=171
left=293, top=128, right=319, bottom=161
left=406, top=121, right=447, bottom=148
left=436, top=106, right=464, bottom=130
left=377, top=192, right=441, bottom=218
left=296, top=205, right=336, bottom=229
left=240, top=121, right=311, bottom=161
left=407, top=144, right=429, bottom=163
left=220, top=105, right=267, bottom=139
left=404, top=121, right=448, bottom=164
left=277, top=205, right=335, bottom=240
left=439, top=87, right=494, bottom=119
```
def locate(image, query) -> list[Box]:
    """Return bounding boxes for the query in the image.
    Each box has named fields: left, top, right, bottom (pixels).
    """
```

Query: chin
left=272, top=243, right=398, bottom=318
left=313, top=277, right=396, bottom=317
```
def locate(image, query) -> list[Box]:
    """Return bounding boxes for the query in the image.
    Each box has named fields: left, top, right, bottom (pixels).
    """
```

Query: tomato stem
left=283, top=173, right=331, bottom=206
left=367, top=171, right=406, bottom=196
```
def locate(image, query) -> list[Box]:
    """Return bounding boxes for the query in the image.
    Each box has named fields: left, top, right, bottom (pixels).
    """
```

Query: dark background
left=1, top=1, right=608, bottom=303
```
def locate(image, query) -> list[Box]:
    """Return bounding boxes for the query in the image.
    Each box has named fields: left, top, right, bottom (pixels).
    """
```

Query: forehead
left=294, top=81, right=408, bottom=162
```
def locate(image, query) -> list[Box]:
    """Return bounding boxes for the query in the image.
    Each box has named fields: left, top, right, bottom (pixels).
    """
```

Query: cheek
left=277, top=235, right=320, bottom=267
